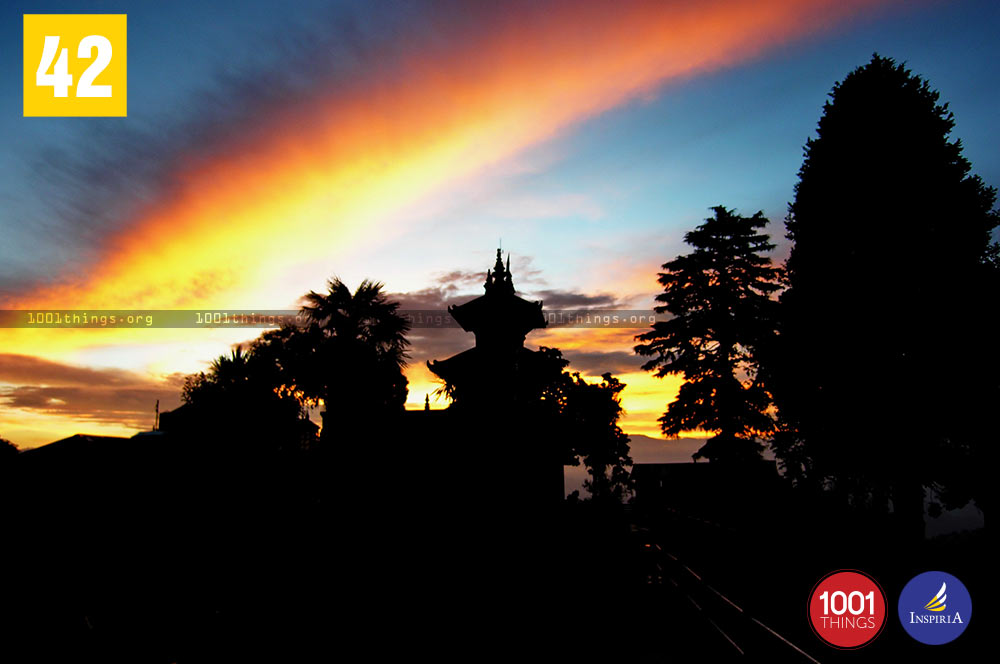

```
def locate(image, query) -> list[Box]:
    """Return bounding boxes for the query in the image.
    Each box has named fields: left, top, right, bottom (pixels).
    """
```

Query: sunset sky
left=2, top=0, right=998, bottom=448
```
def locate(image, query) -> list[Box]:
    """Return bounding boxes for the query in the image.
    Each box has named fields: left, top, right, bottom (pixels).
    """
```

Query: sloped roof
left=447, top=291, right=546, bottom=336
left=19, top=434, right=132, bottom=462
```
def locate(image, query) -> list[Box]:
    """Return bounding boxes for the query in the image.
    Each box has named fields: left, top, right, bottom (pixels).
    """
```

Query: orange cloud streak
left=10, top=0, right=888, bottom=312
left=2, top=0, right=895, bottom=442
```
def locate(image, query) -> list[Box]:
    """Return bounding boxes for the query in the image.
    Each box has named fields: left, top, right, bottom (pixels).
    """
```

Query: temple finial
left=486, top=247, right=515, bottom=294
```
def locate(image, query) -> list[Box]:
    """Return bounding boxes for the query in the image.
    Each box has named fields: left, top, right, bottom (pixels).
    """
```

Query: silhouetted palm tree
left=300, top=278, right=410, bottom=442
left=302, top=279, right=410, bottom=368
left=209, top=346, right=251, bottom=387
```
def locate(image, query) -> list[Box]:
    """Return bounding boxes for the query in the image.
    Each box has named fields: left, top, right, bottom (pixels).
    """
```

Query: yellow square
left=23, top=14, right=127, bottom=117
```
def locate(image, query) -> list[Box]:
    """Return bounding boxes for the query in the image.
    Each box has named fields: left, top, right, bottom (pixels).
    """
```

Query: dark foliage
left=559, top=372, right=633, bottom=503
left=180, top=345, right=316, bottom=453
left=441, top=342, right=634, bottom=502
left=770, top=55, right=998, bottom=524
left=299, top=278, right=410, bottom=442
left=635, top=206, right=781, bottom=462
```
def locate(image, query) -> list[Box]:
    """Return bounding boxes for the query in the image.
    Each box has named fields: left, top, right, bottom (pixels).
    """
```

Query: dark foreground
left=1, top=434, right=983, bottom=663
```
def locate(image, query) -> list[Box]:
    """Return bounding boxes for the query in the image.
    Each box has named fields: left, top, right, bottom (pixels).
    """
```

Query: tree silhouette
left=770, top=55, right=998, bottom=529
left=560, top=372, right=633, bottom=503
left=527, top=349, right=632, bottom=502
left=442, top=343, right=632, bottom=502
left=173, top=279, right=410, bottom=452
left=635, top=206, right=781, bottom=463
left=299, top=278, right=410, bottom=443
left=249, top=321, right=325, bottom=412
left=181, top=345, right=315, bottom=453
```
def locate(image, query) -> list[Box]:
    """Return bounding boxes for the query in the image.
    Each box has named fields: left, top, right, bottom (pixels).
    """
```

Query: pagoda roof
left=427, top=346, right=542, bottom=383
left=426, top=347, right=478, bottom=383
left=448, top=291, right=546, bottom=335
left=447, top=248, right=546, bottom=334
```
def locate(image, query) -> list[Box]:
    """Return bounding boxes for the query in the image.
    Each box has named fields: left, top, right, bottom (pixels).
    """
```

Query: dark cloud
left=0, top=353, right=175, bottom=388
left=0, top=353, right=184, bottom=429
left=1, top=385, right=182, bottom=430
left=406, top=328, right=471, bottom=366
left=390, top=288, right=472, bottom=365
left=560, top=349, right=642, bottom=376
left=435, top=270, right=486, bottom=289
left=528, top=289, right=626, bottom=308
left=424, top=253, right=547, bottom=296
left=388, top=285, right=472, bottom=311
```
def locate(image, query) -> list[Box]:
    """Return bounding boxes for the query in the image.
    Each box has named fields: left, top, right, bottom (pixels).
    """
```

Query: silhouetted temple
left=428, top=249, right=547, bottom=408
left=398, top=249, right=566, bottom=508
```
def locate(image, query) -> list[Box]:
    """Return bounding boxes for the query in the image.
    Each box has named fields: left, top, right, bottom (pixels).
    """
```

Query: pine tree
left=635, top=206, right=781, bottom=463
left=771, top=55, right=998, bottom=527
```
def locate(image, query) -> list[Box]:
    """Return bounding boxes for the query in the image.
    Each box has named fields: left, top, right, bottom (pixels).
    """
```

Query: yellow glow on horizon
left=1, top=409, right=143, bottom=449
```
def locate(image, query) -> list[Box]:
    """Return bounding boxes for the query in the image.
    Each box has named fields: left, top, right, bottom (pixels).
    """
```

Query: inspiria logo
left=923, top=582, right=947, bottom=612
left=898, top=572, right=972, bottom=645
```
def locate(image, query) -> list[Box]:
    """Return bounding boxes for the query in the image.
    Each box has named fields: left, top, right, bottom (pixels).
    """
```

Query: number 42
left=36, top=35, right=112, bottom=98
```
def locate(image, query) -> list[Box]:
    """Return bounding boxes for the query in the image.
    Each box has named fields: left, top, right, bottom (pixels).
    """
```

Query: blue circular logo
left=898, top=571, right=971, bottom=645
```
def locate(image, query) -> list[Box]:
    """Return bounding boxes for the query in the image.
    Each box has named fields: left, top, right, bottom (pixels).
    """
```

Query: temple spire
left=428, top=245, right=548, bottom=395
left=484, top=247, right=515, bottom=294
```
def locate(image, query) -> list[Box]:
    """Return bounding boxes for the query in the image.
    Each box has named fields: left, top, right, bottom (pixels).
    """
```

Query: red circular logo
left=808, top=570, right=887, bottom=649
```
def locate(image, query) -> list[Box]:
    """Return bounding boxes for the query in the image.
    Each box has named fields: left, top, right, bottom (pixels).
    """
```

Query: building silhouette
left=428, top=248, right=547, bottom=408
left=423, top=249, right=564, bottom=505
